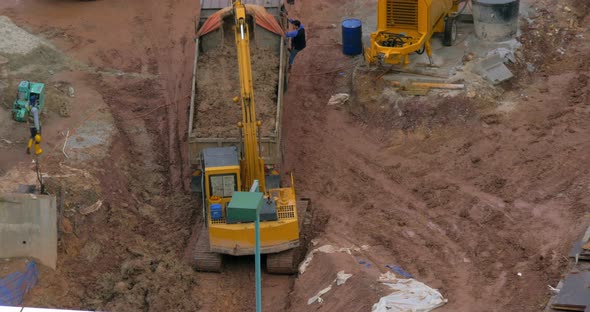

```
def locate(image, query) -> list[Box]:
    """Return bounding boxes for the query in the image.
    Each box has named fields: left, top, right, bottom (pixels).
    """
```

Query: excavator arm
left=233, top=1, right=266, bottom=193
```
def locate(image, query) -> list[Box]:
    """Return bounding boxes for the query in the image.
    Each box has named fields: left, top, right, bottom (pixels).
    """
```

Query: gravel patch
left=0, top=16, right=44, bottom=55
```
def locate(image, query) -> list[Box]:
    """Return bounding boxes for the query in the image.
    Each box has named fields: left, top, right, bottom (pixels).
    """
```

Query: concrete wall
left=0, top=193, right=57, bottom=269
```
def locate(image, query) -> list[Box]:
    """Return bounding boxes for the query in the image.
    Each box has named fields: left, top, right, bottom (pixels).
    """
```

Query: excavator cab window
left=18, top=90, right=27, bottom=101
left=209, top=174, right=237, bottom=198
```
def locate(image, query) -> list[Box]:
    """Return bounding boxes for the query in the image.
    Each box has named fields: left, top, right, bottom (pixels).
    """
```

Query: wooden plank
left=188, top=38, right=200, bottom=166
left=275, top=36, right=285, bottom=167
left=391, top=81, right=465, bottom=90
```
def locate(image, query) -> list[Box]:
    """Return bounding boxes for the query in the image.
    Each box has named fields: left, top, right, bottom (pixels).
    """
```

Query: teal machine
left=13, top=81, right=45, bottom=123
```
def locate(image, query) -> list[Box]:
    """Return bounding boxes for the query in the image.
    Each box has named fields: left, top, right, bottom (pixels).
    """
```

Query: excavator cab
left=201, top=146, right=241, bottom=210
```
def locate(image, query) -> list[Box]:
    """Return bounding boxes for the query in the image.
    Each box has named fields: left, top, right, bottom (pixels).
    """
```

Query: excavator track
left=193, top=224, right=223, bottom=272
left=266, top=198, right=312, bottom=274
left=266, top=248, right=297, bottom=274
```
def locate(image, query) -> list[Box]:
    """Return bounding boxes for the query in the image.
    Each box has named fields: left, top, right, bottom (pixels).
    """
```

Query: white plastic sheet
left=299, top=244, right=359, bottom=274
left=307, top=285, right=333, bottom=305
left=327, top=93, right=350, bottom=106
left=372, top=272, right=447, bottom=312
left=308, top=271, right=353, bottom=305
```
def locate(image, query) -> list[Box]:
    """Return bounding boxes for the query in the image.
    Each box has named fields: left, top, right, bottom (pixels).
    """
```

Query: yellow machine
left=193, top=0, right=307, bottom=274
left=365, top=0, right=461, bottom=65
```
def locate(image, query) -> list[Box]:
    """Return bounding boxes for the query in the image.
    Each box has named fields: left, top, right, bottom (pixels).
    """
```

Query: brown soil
left=280, top=0, right=590, bottom=311
left=0, top=0, right=589, bottom=311
left=194, top=43, right=279, bottom=138
left=570, top=0, right=590, bottom=18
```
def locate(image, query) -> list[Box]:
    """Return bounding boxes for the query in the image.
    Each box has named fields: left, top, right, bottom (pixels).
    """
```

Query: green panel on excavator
left=13, top=109, right=27, bottom=122
left=226, top=192, right=264, bottom=223
left=30, top=82, right=44, bottom=94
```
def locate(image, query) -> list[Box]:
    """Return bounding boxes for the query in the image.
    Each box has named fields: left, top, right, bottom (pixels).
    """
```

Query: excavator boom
left=193, top=1, right=304, bottom=274
left=233, top=0, right=266, bottom=193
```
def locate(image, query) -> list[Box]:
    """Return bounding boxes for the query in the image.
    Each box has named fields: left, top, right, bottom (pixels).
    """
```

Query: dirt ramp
left=289, top=248, right=379, bottom=311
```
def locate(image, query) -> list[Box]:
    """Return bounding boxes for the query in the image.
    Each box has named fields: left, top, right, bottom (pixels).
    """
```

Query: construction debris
left=307, top=284, right=333, bottom=305
left=79, top=200, right=103, bottom=216
left=385, top=265, right=414, bottom=278
left=336, top=271, right=352, bottom=285
left=327, top=93, right=350, bottom=106
left=372, top=271, right=447, bottom=312
left=474, top=53, right=514, bottom=84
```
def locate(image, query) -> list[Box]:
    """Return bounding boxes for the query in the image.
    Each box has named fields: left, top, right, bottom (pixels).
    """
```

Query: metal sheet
left=474, top=53, right=513, bottom=84
left=551, top=272, right=590, bottom=311
left=203, top=146, right=239, bottom=168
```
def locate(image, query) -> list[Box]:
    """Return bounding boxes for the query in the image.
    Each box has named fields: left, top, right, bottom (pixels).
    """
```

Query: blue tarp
left=0, top=261, right=38, bottom=306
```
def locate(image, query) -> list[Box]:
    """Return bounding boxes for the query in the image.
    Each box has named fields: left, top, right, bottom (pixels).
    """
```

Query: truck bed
left=193, top=43, right=279, bottom=138
left=188, top=4, right=287, bottom=166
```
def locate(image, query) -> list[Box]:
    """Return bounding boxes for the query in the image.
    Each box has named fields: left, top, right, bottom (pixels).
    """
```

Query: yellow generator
left=365, top=0, right=461, bottom=65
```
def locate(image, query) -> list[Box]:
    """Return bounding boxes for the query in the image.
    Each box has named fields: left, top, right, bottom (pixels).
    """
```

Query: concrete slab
left=474, top=53, right=514, bottom=84
left=0, top=193, right=57, bottom=269
left=551, top=272, right=590, bottom=311
left=570, top=241, right=590, bottom=259
left=569, top=226, right=590, bottom=261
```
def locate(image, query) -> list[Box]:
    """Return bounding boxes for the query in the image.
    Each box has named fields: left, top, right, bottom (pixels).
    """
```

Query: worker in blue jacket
left=285, top=19, right=306, bottom=71
left=26, top=94, right=42, bottom=155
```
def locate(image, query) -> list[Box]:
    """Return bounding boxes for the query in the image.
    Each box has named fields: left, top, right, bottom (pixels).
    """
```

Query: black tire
left=443, top=16, right=457, bottom=47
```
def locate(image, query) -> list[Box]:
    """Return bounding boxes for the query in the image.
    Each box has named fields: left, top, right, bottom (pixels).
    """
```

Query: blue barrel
left=210, top=203, right=222, bottom=220
left=342, top=19, right=363, bottom=56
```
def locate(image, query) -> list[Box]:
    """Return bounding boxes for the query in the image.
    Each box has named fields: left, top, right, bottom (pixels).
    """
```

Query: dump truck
left=365, top=0, right=462, bottom=65
left=188, top=0, right=309, bottom=274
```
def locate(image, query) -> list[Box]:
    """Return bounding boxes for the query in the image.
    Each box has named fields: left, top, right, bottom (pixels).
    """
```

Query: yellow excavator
left=365, top=0, right=462, bottom=65
left=193, top=0, right=308, bottom=274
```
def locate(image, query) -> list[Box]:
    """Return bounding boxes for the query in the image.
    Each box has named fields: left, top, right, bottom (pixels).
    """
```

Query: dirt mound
left=0, top=166, right=37, bottom=193
left=567, top=72, right=589, bottom=105
left=0, top=16, right=44, bottom=55
left=194, top=44, right=279, bottom=138
left=514, top=0, right=583, bottom=79
left=45, top=82, right=71, bottom=117
left=355, top=91, right=479, bottom=133
left=97, top=255, right=198, bottom=311
left=352, top=68, right=482, bottom=133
